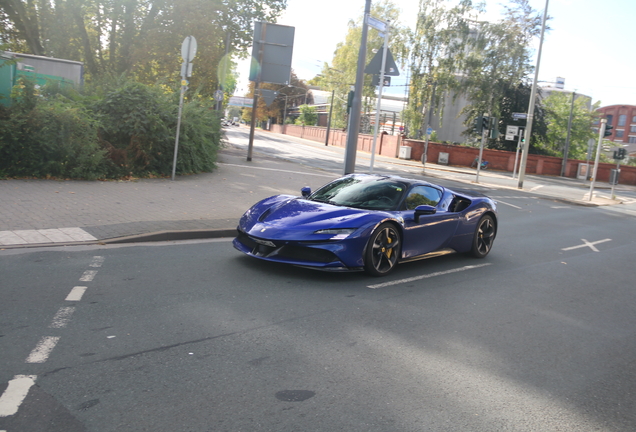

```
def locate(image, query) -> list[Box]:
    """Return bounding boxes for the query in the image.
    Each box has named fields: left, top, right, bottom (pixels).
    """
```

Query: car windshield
left=310, top=177, right=407, bottom=210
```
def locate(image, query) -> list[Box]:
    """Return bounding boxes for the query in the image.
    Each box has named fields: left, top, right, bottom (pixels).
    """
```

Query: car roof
left=344, top=173, right=446, bottom=192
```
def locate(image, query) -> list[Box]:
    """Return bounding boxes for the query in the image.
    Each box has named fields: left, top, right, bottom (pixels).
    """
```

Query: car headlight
left=314, top=228, right=356, bottom=240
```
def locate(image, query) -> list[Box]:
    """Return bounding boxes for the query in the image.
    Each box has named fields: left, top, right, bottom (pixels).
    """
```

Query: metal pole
left=589, top=119, right=606, bottom=201
left=325, top=89, right=335, bottom=146
left=475, top=120, right=487, bottom=183
left=517, top=0, right=549, bottom=189
left=512, top=129, right=523, bottom=179
left=422, top=81, right=437, bottom=169
left=610, top=158, right=620, bottom=200
left=171, top=84, right=186, bottom=181
left=344, top=0, right=371, bottom=175
left=247, top=23, right=267, bottom=162
left=370, top=28, right=390, bottom=173
left=560, top=91, right=576, bottom=177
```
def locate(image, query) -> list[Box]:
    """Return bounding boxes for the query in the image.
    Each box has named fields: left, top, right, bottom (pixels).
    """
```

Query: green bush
left=0, top=78, right=106, bottom=179
left=0, top=77, right=221, bottom=179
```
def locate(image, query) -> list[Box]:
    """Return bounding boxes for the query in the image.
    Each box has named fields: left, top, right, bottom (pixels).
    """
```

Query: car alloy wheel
left=365, top=223, right=401, bottom=276
left=471, top=215, right=496, bottom=258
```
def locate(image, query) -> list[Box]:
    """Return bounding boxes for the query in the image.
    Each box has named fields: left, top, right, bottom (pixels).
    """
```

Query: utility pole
left=517, top=0, right=549, bottom=189
left=560, top=91, right=576, bottom=177
left=343, top=0, right=371, bottom=175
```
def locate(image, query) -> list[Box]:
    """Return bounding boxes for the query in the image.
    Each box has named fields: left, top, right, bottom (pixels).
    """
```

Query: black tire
left=470, top=215, right=496, bottom=258
left=364, top=223, right=401, bottom=277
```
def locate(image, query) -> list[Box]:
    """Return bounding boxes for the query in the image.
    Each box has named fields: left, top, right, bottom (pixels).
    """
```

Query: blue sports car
left=233, top=173, right=497, bottom=276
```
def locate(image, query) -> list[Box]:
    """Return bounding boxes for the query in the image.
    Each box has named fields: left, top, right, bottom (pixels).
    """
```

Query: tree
left=404, top=0, right=478, bottom=139
left=317, top=0, right=409, bottom=130
left=0, top=0, right=287, bottom=96
left=296, top=105, right=317, bottom=126
left=460, top=0, right=545, bottom=147
left=539, top=92, right=599, bottom=159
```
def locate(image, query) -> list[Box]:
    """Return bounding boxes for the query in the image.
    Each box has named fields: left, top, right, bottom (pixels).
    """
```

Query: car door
left=399, top=185, right=460, bottom=259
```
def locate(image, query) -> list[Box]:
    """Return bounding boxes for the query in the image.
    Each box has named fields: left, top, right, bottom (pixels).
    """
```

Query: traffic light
left=604, top=123, right=613, bottom=137
left=614, top=148, right=627, bottom=160
left=473, top=117, right=483, bottom=134
left=482, top=116, right=489, bottom=131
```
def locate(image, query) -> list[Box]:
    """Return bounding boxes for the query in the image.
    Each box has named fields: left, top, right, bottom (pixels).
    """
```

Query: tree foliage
left=0, top=0, right=287, bottom=96
left=538, top=92, right=599, bottom=159
left=404, top=0, right=478, bottom=138
left=315, top=0, right=409, bottom=130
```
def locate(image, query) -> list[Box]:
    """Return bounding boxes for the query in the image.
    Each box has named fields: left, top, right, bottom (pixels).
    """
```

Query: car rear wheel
left=471, top=215, right=496, bottom=258
left=365, top=223, right=401, bottom=276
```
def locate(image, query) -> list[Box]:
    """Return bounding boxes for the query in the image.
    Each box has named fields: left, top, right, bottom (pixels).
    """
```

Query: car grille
left=236, top=231, right=338, bottom=263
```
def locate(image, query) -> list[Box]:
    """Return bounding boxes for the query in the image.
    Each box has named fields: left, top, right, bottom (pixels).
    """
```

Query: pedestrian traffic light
left=473, top=116, right=483, bottom=134
left=489, top=117, right=499, bottom=139
left=604, top=123, right=613, bottom=137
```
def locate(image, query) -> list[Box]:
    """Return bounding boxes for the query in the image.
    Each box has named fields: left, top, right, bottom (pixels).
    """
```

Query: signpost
left=247, top=22, right=295, bottom=162
left=172, top=36, right=197, bottom=181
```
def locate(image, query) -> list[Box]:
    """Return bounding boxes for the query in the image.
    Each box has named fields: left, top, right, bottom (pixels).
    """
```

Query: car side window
left=404, top=186, right=442, bottom=210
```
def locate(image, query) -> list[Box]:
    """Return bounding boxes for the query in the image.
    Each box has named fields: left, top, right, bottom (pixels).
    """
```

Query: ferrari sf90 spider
left=233, top=173, right=497, bottom=276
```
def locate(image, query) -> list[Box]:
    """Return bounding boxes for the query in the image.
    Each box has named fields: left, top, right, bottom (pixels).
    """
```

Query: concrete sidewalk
left=1, top=129, right=634, bottom=249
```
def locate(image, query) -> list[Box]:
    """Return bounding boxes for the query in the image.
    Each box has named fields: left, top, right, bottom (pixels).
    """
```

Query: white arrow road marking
left=25, top=336, right=60, bottom=363
left=0, top=375, right=37, bottom=417
left=562, top=238, right=612, bottom=253
left=368, top=263, right=492, bottom=289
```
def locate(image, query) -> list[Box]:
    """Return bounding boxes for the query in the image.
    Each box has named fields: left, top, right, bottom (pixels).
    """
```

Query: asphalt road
left=2, top=181, right=635, bottom=431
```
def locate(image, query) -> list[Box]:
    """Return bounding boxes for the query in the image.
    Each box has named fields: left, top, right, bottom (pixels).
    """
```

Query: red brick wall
left=262, top=126, right=636, bottom=185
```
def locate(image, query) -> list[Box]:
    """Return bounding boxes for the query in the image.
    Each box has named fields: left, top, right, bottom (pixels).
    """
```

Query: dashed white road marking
left=562, top=238, right=612, bottom=253
left=79, top=270, right=98, bottom=282
left=530, top=185, right=545, bottom=191
left=25, top=336, right=60, bottom=364
left=49, top=307, right=76, bottom=329
left=66, top=286, right=88, bottom=301
left=90, top=256, right=105, bottom=267
left=368, top=263, right=492, bottom=289
left=0, top=375, right=37, bottom=417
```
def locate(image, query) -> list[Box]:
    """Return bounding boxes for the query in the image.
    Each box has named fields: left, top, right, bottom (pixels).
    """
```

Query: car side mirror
left=414, top=204, right=436, bottom=223
left=301, top=187, right=311, bottom=198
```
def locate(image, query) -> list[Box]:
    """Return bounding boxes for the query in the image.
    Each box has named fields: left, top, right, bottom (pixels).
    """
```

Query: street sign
left=364, top=46, right=400, bottom=76
left=367, top=15, right=387, bottom=32
left=505, top=125, right=519, bottom=140
left=426, top=127, right=433, bottom=136
left=249, top=22, right=295, bottom=85
left=214, top=90, right=224, bottom=102
left=260, top=89, right=278, bottom=107
left=512, top=112, right=527, bottom=120
left=180, top=36, right=197, bottom=62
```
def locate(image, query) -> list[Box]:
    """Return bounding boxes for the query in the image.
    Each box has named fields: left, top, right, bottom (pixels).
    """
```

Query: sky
left=235, top=0, right=636, bottom=108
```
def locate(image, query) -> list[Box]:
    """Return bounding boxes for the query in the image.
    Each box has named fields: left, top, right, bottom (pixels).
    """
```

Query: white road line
left=90, top=256, right=105, bottom=267
left=368, top=263, right=492, bottom=289
left=218, top=163, right=334, bottom=177
left=79, top=270, right=98, bottom=282
left=550, top=206, right=571, bottom=209
left=49, top=307, right=76, bottom=328
left=562, top=238, right=612, bottom=253
left=66, top=286, right=88, bottom=301
left=0, top=375, right=37, bottom=417
left=530, top=185, right=545, bottom=191
left=496, top=199, right=523, bottom=209
left=25, top=336, right=60, bottom=363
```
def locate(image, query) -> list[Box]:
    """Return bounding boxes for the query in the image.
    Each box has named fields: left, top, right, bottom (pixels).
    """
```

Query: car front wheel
left=365, top=223, right=401, bottom=277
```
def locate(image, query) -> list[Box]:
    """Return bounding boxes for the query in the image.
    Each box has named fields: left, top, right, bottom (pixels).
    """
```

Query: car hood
left=241, top=197, right=387, bottom=240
